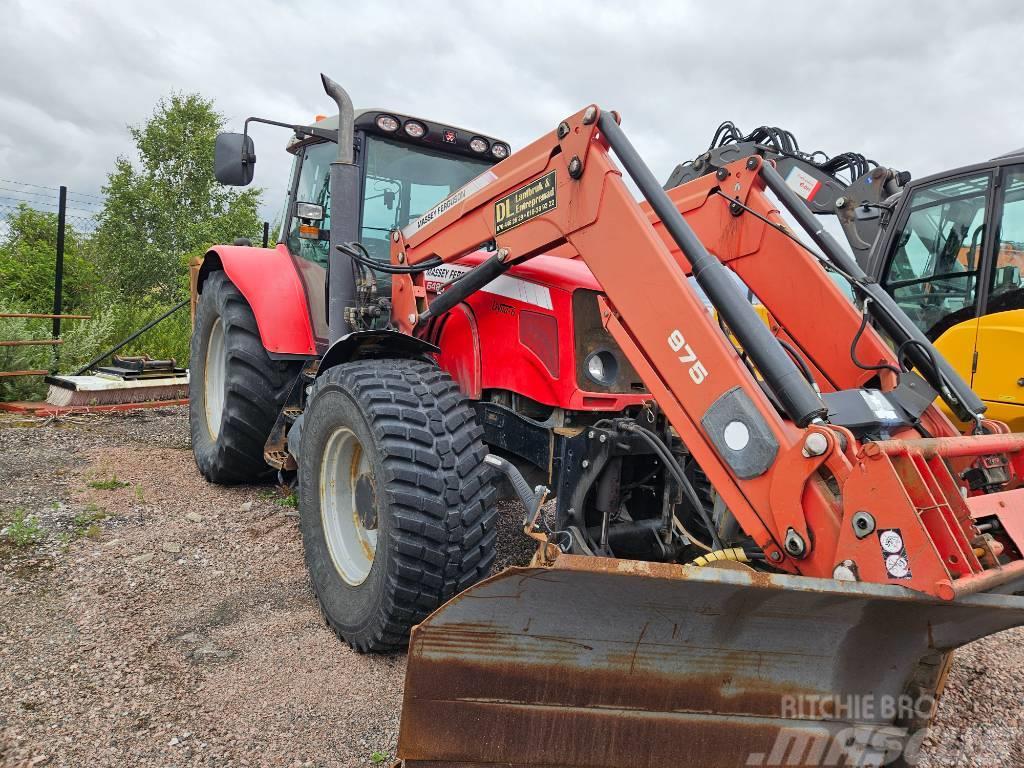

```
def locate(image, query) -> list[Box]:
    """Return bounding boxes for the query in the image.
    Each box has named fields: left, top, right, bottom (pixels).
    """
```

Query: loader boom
left=664, top=120, right=911, bottom=263
left=384, top=105, right=1024, bottom=600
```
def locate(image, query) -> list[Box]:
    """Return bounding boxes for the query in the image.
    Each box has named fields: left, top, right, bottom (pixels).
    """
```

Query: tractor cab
left=281, top=111, right=508, bottom=347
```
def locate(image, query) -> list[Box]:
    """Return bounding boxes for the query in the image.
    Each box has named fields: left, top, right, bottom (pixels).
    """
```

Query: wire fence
left=0, top=178, right=104, bottom=235
left=0, top=179, right=105, bottom=380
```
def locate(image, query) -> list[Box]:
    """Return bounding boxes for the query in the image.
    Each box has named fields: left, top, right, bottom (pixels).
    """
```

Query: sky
left=1, top=0, right=1022, bottom=226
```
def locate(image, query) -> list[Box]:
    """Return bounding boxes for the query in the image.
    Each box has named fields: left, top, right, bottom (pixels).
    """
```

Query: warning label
left=877, top=528, right=912, bottom=580
left=785, top=166, right=822, bottom=202
left=494, top=171, right=557, bottom=235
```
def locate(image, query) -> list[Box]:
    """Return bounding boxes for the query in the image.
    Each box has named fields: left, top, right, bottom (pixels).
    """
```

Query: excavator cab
left=868, top=156, right=1024, bottom=429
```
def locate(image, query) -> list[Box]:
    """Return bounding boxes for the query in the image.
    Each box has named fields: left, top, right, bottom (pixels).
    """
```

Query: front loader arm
left=386, top=105, right=1024, bottom=600
left=664, top=125, right=910, bottom=264
left=391, top=107, right=826, bottom=571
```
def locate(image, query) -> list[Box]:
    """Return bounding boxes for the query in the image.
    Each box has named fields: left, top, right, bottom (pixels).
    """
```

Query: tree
left=92, top=93, right=263, bottom=301
left=0, top=204, right=94, bottom=311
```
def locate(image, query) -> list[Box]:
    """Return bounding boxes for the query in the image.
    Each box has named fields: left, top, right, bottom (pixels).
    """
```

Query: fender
left=318, top=330, right=440, bottom=375
left=197, top=244, right=316, bottom=356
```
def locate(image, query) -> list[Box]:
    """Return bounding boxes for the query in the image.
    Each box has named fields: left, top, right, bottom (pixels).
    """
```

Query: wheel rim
left=204, top=317, right=226, bottom=440
left=320, top=426, right=378, bottom=586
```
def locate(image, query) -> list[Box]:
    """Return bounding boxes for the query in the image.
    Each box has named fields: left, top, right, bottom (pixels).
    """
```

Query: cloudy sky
left=1, top=0, right=1022, bottom=225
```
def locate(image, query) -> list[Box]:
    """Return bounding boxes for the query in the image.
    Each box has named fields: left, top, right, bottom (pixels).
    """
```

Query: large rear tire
left=190, top=271, right=301, bottom=484
left=298, top=359, right=497, bottom=652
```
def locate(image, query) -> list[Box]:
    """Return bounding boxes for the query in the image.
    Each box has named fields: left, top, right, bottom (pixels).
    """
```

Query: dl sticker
left=494, top=171, right=557, bottom=235
left=877, top=528, right=912, bottom=579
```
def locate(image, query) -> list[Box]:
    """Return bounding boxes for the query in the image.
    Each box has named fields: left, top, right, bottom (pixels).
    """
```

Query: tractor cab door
left=878, top=171, right=993, bottom=424
left=971, top=164, right=1024, bottom=429
left=285, top=140, right=336, bottom=350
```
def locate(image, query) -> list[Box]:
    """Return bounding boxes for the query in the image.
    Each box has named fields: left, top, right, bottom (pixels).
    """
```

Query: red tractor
left=193, top=75, right=1024, bottom=766
left=191, top=76, right=648, bottom=651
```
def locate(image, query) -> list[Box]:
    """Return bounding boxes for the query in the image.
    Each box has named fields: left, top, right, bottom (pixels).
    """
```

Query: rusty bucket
left=397, top=555, right=1024, bottom=768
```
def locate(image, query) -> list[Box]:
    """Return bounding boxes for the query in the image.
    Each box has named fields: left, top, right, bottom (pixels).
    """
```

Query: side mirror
left=996, top=264, right=1021, bottom=290
left=214, top=132, right=256, bottom=186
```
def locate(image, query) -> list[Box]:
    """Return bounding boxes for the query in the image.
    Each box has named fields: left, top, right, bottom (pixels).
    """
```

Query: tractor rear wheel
left=190, top=271, right=300, bottom=484
left=298, top=359, right=497, bottom=652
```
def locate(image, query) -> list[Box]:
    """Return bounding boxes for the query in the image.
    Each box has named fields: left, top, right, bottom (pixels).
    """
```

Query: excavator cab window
left=881, top=173, right=990, bottom=339
left=988, top=166, right=1024, bottom=313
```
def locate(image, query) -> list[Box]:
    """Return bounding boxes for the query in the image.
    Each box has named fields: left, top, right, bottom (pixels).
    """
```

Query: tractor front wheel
left=190, top=271, right=300, bottom=484
left=298, top=359, right=497, bottom=652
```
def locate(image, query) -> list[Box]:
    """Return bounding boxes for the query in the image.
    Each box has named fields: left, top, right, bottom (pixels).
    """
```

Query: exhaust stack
left=320, top=73, right=360, bottom=343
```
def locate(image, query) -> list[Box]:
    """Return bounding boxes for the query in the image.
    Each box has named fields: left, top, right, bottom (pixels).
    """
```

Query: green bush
left=60, top=297, right=191, bottom=373
left=0, top=90, right=267, bottom=404
left=0, top=306, right=51, bottom=401
left=0, top=295, right=191, bottom=402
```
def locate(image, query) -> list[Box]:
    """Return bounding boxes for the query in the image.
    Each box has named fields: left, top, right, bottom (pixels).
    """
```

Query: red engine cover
left=432, top=252, right=646, bottom=411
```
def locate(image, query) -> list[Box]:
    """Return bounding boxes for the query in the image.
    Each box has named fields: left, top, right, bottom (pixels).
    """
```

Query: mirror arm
left=240, top=116, right=340, bottom=166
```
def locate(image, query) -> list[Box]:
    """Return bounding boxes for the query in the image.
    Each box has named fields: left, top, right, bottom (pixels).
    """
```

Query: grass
left=259, top=489, right=299, bottom=508
left=71, top=506, right=108, bottom=540
left=1, top=509, right=45, bottom=549
left=87, top=475, right=131, bottom=491
left=370, top=752, right=388, bottom=764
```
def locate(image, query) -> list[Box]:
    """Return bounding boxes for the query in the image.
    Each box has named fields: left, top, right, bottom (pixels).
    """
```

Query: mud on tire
left=190, top=271, right=301, bottom=484
left=298, top=359, right=497, bottom=652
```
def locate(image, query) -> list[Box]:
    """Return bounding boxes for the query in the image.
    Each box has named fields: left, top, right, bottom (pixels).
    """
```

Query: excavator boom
left=376, top=105, right=1024, bottom=766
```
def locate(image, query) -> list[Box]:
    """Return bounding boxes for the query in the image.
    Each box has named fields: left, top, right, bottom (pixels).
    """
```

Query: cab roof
left=287, top=109, right=509, bottom=163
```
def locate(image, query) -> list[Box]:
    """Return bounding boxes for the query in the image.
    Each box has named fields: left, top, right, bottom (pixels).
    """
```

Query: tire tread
left=305, top=359, right=496, bottom=652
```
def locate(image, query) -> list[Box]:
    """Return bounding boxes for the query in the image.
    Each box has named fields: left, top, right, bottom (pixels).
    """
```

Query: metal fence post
left=262, top=221, right=270, bottom=248
left=51, top=185, right=67, bottom=372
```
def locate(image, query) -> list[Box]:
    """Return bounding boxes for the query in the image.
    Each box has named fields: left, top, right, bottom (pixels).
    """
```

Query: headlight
left=584, top=350, right=618, bottom=386
left=376, top=114, right=400, bottom=132
left=469, top=137, right=489, bottom=153
left=491, top=143, right=510, bottom=159
left=403, top=120, right=426, bottom=138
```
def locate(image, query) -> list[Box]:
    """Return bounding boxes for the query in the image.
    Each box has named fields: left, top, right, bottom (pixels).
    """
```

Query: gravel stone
left=1, top=407, right=1020, bottom=766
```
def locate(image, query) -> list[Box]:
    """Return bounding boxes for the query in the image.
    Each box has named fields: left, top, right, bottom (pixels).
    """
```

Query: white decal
left=877, top=528, right=912, bottom=579
left=785, top=166, right=821, bottom=202
left=879, top=530, right=904, bottom=554
left=861, top=389, right=899, bottom=422
left=885, top=554, right=911, bottom=579
left=667, top=329, right=708, bottom=384
left=402, top=170, right=498, bottom=239
left=423, top=263, right=552, bottom=311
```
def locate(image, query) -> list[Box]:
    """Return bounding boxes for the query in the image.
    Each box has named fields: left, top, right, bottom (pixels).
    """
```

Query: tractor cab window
left=287, top=141, right=334, bottom=264
left=360, top=136, right=492, bottom=275
left=882, top=173, right=990, bottom=340
left=988, top=166, right=1024, bottom=313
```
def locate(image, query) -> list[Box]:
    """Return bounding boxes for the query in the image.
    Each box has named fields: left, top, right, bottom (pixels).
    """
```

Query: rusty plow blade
left=397, top=556, right=1024, bottom=768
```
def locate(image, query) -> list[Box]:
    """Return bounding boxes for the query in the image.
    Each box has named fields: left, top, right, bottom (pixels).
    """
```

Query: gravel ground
left=0, top=407, right=1021, bottom=767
